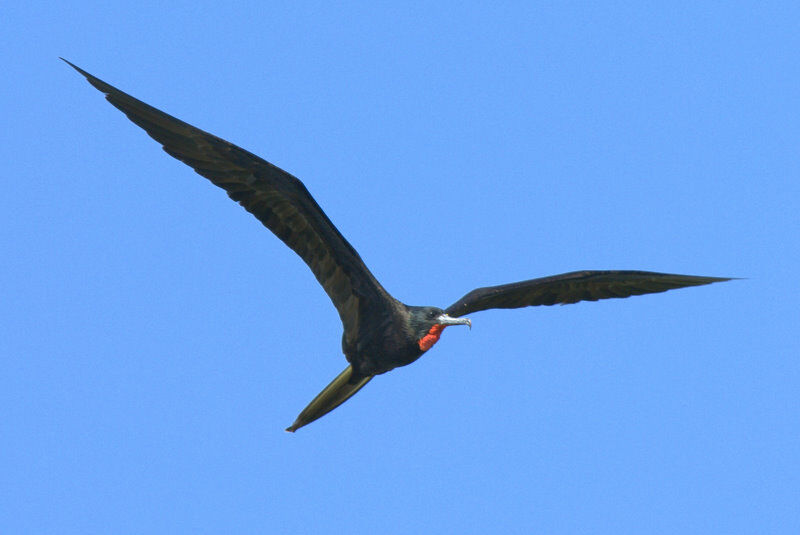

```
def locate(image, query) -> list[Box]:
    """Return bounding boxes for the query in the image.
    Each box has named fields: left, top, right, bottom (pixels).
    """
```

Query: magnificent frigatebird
left=63, top=59, right=731, bottom=432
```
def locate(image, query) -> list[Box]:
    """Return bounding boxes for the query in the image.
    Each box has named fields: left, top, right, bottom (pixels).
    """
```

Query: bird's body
left=64, top=59, right=731, bottom=432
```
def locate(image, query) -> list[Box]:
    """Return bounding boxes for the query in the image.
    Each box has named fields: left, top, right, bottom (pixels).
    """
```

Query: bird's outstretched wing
left=64, top=59, right=393, bottom=335
left=445, top=270, right=731, bottom=317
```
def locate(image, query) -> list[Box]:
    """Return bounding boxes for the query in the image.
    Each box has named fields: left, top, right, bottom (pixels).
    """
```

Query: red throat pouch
left=418, top=324, right=446, bottom=351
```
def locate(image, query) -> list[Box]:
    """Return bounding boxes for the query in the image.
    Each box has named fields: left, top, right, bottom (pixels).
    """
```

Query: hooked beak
left=436, top=313, right=472, bottom=330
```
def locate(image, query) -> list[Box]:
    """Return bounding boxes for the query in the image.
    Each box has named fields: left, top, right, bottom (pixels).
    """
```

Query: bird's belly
left=347, top=343, right=424, bottom=377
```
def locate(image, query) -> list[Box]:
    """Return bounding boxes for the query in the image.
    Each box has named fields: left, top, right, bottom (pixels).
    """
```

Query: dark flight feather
left=65, top=59, right=733, bottom=432
left=61, top=58, right=393, bottom=338
left=286, top=365, right=373, bottom=432
left=446, top=270, right=731, bottom=317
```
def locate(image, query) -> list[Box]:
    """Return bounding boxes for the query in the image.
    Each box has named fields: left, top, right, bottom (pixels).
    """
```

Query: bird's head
left=407, top=306, right=471, bottom=352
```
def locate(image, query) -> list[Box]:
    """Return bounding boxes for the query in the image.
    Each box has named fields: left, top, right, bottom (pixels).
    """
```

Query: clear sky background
left=2, top=2, right=798, bottom=533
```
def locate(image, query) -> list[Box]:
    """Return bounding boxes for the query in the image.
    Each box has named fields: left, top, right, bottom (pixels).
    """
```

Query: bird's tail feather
left=286, top=365, right=373, bottom=432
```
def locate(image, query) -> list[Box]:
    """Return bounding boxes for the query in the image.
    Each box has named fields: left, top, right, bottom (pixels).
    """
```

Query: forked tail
left=286, top=365, right=373, bottom=432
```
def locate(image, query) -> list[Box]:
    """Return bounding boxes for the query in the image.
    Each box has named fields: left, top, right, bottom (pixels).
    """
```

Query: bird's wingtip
left=59, top=57, right=79, bottom=70
left=704, top=276, right=743, bottom=284
left=60, top=57, right=93, bottom=79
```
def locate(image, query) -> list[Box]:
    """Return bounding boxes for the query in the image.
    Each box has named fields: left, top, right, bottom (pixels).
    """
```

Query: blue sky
left=2, top=2, right=799, bottom=533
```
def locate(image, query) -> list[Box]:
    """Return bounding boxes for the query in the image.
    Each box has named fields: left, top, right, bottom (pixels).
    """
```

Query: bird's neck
left=418, top=324, right=445, bottom=351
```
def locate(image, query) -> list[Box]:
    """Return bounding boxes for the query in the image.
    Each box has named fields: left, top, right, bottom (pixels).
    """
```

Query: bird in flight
left=63, top=59, right=731, bottom=432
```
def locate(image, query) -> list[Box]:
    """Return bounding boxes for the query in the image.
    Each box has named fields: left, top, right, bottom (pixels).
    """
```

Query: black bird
left=63, top=59, right=731, bottom=432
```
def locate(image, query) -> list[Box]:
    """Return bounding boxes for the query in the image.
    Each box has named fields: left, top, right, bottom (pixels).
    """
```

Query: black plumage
left=64, top=59, right=731, bottom=432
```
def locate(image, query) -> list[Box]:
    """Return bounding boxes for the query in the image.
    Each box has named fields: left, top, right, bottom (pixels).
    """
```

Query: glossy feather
left=65, top=60, right=733, bottom=431
left=446, top=271, right=731, bottom=316
left=61, top=58, right=392, bottom=340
